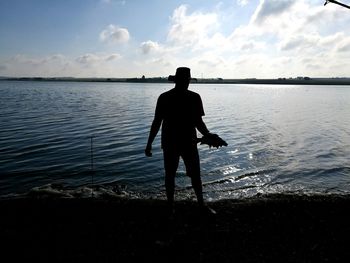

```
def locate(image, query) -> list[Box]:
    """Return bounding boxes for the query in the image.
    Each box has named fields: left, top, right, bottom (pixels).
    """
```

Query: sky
left=1, top=0, right=350, bottom=78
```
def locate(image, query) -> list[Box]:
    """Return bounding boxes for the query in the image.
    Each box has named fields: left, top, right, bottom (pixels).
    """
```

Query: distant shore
left=1, top=76, right=350, bottom=85
left=2, top=194, right=350, bottom=262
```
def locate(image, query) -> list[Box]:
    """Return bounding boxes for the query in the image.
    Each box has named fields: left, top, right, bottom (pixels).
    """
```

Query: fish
left=197, top=133, right=228, bottom=148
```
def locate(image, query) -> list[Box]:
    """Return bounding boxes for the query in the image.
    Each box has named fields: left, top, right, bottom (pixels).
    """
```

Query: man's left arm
left=195, top=94, right=210, bottom=136
left=196, top=117, right=210, bottom=136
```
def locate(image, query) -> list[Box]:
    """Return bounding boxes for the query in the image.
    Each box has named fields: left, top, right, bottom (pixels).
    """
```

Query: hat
left=168, top=67, right=195, bottom=82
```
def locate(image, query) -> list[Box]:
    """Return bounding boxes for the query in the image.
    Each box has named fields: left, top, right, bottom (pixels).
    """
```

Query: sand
left=1, top=194, right=350, bottom=262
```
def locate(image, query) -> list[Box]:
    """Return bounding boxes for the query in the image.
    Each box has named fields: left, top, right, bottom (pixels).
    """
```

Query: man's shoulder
left=186, top=90, right=200, bottom=97
left=160, top=89, right=173, bottom=96
left=158, top=89, right=173, bottom=101
left=158, top=88, right=201, bottom=101
left=184, top=90, right=202, bottom=102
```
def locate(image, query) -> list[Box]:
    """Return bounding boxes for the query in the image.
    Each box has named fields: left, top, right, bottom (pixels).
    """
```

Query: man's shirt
left=155, top=88, right=205, bottom=148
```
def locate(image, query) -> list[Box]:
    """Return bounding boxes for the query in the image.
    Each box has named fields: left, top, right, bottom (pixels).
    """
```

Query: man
left=145, top=67, right=213, bottom=212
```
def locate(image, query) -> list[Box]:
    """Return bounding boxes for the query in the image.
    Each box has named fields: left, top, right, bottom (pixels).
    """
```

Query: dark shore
left=2, top=194, right=350, bottom=262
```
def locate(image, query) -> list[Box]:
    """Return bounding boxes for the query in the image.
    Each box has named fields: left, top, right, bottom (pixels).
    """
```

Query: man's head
left=174, top=67, right=191, bottom=83
left=168, top=67, right=192, bottom=90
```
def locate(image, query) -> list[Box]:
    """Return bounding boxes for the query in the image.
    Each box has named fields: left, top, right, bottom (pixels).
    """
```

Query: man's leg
left=163, top=148, right=179, bottom=207
left=182, top=146, right=204, bottom=206
left=183, top=146, right=216, bottom=215
left=191, top=175, right=204, bottom=206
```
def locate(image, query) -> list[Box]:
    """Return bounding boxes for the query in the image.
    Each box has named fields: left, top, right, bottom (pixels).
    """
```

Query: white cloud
left=237, top=0, right=249, bottom=7
left=76, top=53, right=100, bottom=64
left=101, top=0, right=126, bottom=4
left=251, top=0, right=295, bottom=24
left=1, top=53, right=124, bottom=77
left=76, top=53, right=122, bottom=64
left=279, top=34, right=319, bottom=51
left=167, top=5, right=219, bottom=49
left=3, top=1, right=350, bottom=78
left=131, top=0, right=349, bottom=78
left=2, top=54, right=71, bottom=77
left=240, top=42, right=255, bottom=50
left=100, top=24, right=130, bottom=44
left=198, top=57, right=226, bottom=68
left=319, top=32, right=345, bottom=47
left=148, top=58, right=172, bottom=67
left=219, top=0, right=350, bottom=76
left=336, top=38, right=350, bottom=52
left=105, top=53, right=122, bottom=61
left=8, top=54, right=68, bottom=68
left=140, top=41, right=160, bottom=54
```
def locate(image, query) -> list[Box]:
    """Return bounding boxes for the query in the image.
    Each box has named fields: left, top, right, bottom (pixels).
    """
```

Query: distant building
left=296, top=76, right=311, bottom=80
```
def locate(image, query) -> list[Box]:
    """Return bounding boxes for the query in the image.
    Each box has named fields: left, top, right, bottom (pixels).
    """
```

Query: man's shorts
left=163, top=144, right=200, bottom=178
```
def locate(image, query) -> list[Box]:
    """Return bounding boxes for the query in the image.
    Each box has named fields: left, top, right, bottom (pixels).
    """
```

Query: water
left=1, top=80, right=350, bottom=200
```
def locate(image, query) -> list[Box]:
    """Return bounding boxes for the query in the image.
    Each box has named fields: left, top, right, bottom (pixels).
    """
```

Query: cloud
left=228, top=0, right=350, bottom=56
left=167, top=5, right=219, bottom=49
left=76, top=54, right=100, bottom=64
left=240, top=41, right=265, bottom=51
left=336, top=38, right=350, bottom=52
left=279, top=37, right=304, bottom=51
left=0, top=53, right=126, bottom=77
left=279, top=34, right=319, bottom=51
left=100, top=24, right=130, bottom=44
left=148, top=58, right=172, bottom=67
left=3, top=1, right=350, bottom=78
left=8, top=54, right=68, bottom=68
left=140, top=41, right=160, bottom=54
left=198, top=57, right=225, bottom=68
left=101, top=0, right=126, bottom=4
left=319, top=32, right=345, bottom=47
left=237, top=0, right=249, bottom=6
left=1, top=54, right=72, bottom=77
left=76, top=53, right=122, bottom=64
left=251, top=0, right=295, bottom=24
left=105, top=53, right=122, bottom=61
left=159, top=1, right=350, bottom=78
left=0, top=65, right=7, bottom=71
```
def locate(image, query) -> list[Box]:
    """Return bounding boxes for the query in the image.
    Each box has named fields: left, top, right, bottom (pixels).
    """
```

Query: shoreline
left=2, top=77, right=350, bottom=85
left=2, top=194, right=350, bottom=262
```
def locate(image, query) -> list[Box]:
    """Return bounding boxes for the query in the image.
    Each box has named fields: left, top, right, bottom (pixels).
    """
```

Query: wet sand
left=2, top=194, right=350, bottom=262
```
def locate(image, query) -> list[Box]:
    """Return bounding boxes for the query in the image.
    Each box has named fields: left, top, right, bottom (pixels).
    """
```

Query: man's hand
left=145, top=145, right=152, bottom=157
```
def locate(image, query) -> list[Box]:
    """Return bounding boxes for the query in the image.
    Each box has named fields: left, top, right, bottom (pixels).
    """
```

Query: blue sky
left=1, top=0, right=350, bottom=78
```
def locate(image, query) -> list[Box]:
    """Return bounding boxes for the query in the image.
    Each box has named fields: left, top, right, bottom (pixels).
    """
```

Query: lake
left=0, top=80, right=349, bottom=200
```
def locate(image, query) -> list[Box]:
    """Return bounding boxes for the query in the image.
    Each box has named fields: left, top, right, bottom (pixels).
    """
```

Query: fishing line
left=91, top=135, right=94, bottom=198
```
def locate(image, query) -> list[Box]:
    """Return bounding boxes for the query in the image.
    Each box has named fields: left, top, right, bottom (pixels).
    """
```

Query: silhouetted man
left=145, top=67, right=212, bottom=211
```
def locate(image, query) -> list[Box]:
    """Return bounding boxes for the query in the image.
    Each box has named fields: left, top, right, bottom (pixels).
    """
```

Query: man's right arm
left=145, top=116, right=162, bottom=157
left=145, top=96, right=163, bottom=157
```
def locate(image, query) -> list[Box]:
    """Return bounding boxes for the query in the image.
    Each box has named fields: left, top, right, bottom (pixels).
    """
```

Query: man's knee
left=185, top=164, right=201, bottom=179
left=165, top=170, right=176, bottom=180
left=191, top=173, right=201, bottom=182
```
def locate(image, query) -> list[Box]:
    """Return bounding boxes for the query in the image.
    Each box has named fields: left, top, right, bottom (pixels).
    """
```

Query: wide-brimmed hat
left=168, top=67, right=196, bottom=82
